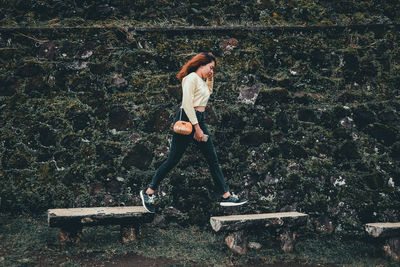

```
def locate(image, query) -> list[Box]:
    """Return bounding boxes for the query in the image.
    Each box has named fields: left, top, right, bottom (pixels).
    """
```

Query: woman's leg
left=148, top=132, right=191, bottom=190
left=196, top=123, right=229, bottom=196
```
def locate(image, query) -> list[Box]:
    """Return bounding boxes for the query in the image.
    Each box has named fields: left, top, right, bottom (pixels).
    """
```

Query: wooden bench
left=48, top=206, right=153, bottom=245
left=210, top=211, right=308, bottom=255
left=365, top=222, right=400, bottom=261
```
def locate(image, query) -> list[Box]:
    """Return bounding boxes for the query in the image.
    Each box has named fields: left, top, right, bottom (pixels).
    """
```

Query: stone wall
left=1, top=0, right=399, bottom=27
left=1, top=2, right=400, bottom=235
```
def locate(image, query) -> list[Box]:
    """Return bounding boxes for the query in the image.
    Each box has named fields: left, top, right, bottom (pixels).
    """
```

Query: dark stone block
left=39, top=126, right=57, bottom=147
left=298, top=108, right=317, bottom=122
left=221, top=111, right=246, bottom=129
left=17, top=62, right=43, bottom=77
left=71, top=112, right=91, bottom=131
left=353, top=106, right=376, bottom=128
left=342, top=50, right=359, bottom=80
left=205, top=106, right=218, bottom=125
left=144, top=108, right=171, bottom=133
left=109, top=106, right=133, bottom=131
left=96, top=142, right=122, bottom=163
left=336, top=91, right=359, bottom=103
left=255, top=87, right=290, bottom=106
left=122, top=144, right=153, bottom=170
left=362, top=171, right=386, bottom=190
left=60, top=133, right=80, bottom=148
left=293, top=91, right=311, bottom=105
left=390, top=142, right=400, bottom=159
left=365, top=123, right=398, bottom=146
left=279, top=141, right=307, bottom=159
left=334, top=140, right=360, bottom=160
left=378, top=110, right=398, bottom=123
left=0, top=77, right=18, bottom=96
left=38, top=40, right=58, bottom=60
left=333, top=106, right=351, bottom=119
left=276, top=111, right=291, bottom=132
left=333, top=128, right=352, bottom=140
left=240, top=131, right=271, bottom=146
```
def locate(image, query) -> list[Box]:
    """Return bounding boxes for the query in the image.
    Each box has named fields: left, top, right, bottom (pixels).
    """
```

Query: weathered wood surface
left=365, top=222, right=400, bottom=238
left=210, top=212, right=308, bottom=232
left=48, top=206, right=153, bottom=227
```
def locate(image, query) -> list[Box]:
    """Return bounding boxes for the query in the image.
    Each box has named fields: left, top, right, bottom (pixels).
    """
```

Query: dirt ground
left=63, top=253, right=336, bottom=267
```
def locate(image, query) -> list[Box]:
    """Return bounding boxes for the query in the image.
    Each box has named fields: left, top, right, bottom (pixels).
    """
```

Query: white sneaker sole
left=220, top=200, right=248, bottom=207
left=140, top=190, right=154, bottom=213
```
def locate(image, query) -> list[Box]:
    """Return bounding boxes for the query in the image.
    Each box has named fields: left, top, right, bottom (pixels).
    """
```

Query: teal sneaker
left=219, top=194, right=248, bottom=207
left=140, top=190, right=155, bottom=213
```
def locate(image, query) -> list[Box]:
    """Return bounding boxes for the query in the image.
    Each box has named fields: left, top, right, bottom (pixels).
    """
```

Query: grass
left=0, top=213, right=398, bottom=266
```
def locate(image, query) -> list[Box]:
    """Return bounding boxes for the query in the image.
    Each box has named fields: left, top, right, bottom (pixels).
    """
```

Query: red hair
left=176, top=52, right=216, bottom=81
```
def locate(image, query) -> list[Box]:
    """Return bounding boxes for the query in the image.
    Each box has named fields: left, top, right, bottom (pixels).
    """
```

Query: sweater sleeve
left=206, top=77, right=213, bottom=94
left=181, top=74, right=199, bottom=125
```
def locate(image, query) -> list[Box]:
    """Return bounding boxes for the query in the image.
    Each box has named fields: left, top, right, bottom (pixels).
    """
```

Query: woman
left=140, top=52, right=247, bottom=213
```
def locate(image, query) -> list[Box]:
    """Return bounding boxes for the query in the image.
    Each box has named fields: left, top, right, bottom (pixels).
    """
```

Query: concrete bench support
left=365, top=222, right=400, bottom=261
left=48, top=206, right=153, bottom=245
left=210, top=211, right=308, bottom=255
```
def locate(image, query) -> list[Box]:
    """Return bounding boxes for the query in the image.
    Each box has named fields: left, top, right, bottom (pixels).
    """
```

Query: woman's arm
left=181, top=74, right=199, bottom=125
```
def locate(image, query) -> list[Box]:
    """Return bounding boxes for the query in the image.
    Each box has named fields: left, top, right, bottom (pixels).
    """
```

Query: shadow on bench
left=210, top=211, right=308, bottom=255
left=48, top=206, right=153, bottom=245
left=365, top=222, right=400, bottom=261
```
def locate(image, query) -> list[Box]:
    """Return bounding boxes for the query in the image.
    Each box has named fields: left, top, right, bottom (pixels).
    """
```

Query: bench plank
left=48, top=206, right=152, bottom=227
left=210, top=212, right=308, bottom=232
left=365, top=222, right=400, bottom=238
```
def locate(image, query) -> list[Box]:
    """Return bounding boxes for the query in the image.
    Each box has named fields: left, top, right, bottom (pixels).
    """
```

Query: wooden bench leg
left=280, top=229, right=296, bottom=253
left=59, top=226, right=82, bottom=245
left=120, top=223, right=138, bottom=243
left=225, top=230, right=247, bottom=255
left=383, top=237, right=400, bottom=261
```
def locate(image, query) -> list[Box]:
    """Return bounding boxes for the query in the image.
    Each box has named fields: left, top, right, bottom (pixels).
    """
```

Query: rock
left=238, top=83, right=263, bottom=105
left=293, top=91, right=311, bottom=104
left=280, top=231, right=296, bottom=253
left=353, top=105, right=376, bottom=128
left=129, top=133, right=142, bottom=143
left=74, top=42, right=96, bottom=59
left=88, top=183, right=103, bottom=196
left=240, top=130, right=271, bottom=146
left=340, top=117, right=354, bottom=129
left=315, top=216, right=335, bottom=234
left=220, top=38, right=239, bottom=52
left=333, top=140, right=360, bottom=160
left=108, top=106, right=133, bottom=131
left=68, top=61, right=88, bottom=70
left=121, top=225, right=137, bottom=243
left=383, top=237, right=400, bottom=261
left=144, top=108, right=171, bottom=132
left=0, top=77, right=18, bottom=96
left=38, top=40, right=58, bottom=60
left=122, top=143, right=153, bottom=170
left=225, top=231, right=247, bottom=255
left=365, top=123, right=398, bottom=146
left=102, top=194, right=115, bottom=205
left=255, top=87, right=290, bottom=106
left=248, top=242, right=262, bottom=250
left=390, top=142, right=400, bottom=159
left=298, top=108, right=317, bottom=122
left=113, top=74, right=128, bottom=89
left=264, top=174, right=279, bottom=185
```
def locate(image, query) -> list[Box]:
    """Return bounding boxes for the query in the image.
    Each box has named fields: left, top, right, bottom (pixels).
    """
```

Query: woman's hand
left=194, top=124, right=205, bottom=142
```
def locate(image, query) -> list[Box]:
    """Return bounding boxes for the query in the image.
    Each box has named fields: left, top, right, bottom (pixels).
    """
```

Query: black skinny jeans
left=149, top=109, right=229, bottom=196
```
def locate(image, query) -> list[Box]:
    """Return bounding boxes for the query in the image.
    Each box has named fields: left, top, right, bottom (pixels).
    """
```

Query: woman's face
left=198, top=61, right=215, bottom=79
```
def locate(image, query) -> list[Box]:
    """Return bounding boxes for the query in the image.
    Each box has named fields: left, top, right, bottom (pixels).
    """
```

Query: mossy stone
left=122, top=143, right=153, bottom=170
